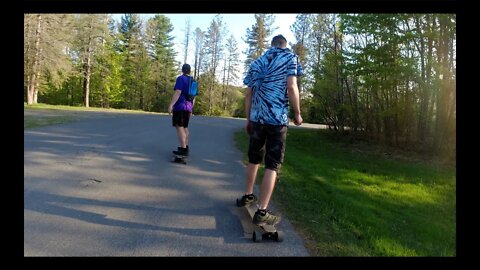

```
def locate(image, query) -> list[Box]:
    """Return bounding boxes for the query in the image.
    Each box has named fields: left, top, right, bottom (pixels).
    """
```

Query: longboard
left=171, top=154, right=187, bottom=165
left=236, top=199, right=284, bottom=242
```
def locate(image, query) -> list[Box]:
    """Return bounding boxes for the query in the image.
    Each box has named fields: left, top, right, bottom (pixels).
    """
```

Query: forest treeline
left=24, top=14, right=456, bottom=161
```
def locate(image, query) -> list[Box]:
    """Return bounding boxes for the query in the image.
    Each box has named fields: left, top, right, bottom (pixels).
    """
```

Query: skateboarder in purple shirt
left=168, top=64, right=195, bottom=156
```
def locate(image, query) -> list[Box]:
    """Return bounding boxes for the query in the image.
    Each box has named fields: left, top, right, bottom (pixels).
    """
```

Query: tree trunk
left=33, top=73, right=40, bottom=103
left=27, top=14, right=42, bottom=105
left=27, top=75, right=34, bottom=105
left=222, top=57, right=228, bottom=111
left=83, top=46, right=92, bottom=108
left=438, top=15, right=455, bottom=160
left=225, top=58, right=233, bottom=111
left=25, top=18, right=32, bottom=102
left=415, top=15, right=428, bottom=143
left=433, top=15, right=453, bottom=157
left=83, top=64, right=91, bottom=108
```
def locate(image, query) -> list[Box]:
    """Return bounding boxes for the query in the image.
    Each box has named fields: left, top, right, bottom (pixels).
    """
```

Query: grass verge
left=234, top=128, right=456, bottom=256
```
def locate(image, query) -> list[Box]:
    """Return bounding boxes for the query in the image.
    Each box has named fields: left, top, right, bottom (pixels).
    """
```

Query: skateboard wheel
left=275, top=231, right=284, bottom=242
left=253, top=230, right=262, bottom=242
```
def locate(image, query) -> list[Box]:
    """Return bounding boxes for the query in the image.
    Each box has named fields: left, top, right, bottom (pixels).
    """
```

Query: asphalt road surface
left=24, top=110, right=311, bottom=256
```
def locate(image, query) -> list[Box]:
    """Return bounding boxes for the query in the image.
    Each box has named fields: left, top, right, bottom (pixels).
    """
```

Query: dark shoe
left=252, top=209, right=281, bottom=226
left=173, top=147, right=188, bottom=156
left=237, top=193, right=258, bottom=207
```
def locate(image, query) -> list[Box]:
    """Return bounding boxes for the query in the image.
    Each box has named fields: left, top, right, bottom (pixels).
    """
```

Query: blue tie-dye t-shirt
left=243, top=47, right=303, bottom=126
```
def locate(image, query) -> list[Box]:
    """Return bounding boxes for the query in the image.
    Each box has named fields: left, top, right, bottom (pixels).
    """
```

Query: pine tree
left=145, top=15, right=178, bottom=112
left=243, top=14, right=277, bottom=73
left=118, top=14, right=144, bottom=109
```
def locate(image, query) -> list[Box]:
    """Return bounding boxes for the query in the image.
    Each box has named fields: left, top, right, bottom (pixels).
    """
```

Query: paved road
left=24, top=110, right=310, bottom=256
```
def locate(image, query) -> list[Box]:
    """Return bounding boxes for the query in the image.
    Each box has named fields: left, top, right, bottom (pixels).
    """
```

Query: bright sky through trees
left=112, top=13, right=297, bottom=83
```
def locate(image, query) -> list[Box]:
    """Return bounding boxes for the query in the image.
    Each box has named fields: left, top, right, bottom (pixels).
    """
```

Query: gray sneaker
left=236, top=194, right=258, bottom=207
left=252, top=209, right=281, bottom=226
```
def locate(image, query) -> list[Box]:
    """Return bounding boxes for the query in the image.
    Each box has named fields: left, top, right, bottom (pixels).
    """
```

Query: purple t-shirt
left=173, top=74, right=193, bottom=112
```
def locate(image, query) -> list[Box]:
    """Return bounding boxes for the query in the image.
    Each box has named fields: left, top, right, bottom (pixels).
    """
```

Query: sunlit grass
left=234, top=128, right=456, bottom=256
left=24, top=103, right=161, bottom=129
left=24, top=115, right=77, bottom=129
left=24, top=102, right=161, bottom=114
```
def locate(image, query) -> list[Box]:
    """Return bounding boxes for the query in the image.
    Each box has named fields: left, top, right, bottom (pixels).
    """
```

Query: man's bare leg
left=175, top=126, right=187, bottom=148
left=245, top=163, right=259, bottom=195
left=258, top=169, right=277, bottom=209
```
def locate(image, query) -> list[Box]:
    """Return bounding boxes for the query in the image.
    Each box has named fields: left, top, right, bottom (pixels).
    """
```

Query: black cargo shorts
left=248, top=121, right=287, bottom=172
left=172, top=110, right=191, bottom=128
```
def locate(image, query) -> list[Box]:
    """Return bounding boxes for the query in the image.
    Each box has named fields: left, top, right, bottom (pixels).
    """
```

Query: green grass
left=24, top=103, right=160, bottom=129
left=234, top=128, right=456, bottom=256
left=24, top=115, right=78, bottom=129
left=24, top=102, right=162, bottom=113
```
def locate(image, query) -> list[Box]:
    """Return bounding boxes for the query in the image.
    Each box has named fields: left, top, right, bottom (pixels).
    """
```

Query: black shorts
left=172, top=110, right=191, bottom=127
left=248, top=121, right=288, bottom=172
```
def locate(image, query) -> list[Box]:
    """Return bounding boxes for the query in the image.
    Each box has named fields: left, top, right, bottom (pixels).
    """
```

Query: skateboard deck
left=171, top=154, right=187, bottom=165
left=236, top=198, right=284, bottom=242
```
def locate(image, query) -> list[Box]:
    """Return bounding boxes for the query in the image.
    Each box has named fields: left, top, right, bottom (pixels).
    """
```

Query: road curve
left=24, top=110, right=310, bottom=256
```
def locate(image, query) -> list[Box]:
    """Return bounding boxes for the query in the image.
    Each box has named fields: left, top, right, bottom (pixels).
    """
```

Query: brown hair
left=271, top=35, right=287, bottom=48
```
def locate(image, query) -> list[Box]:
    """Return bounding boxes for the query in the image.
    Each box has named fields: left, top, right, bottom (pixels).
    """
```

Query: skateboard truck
left=253, top=226, right=284, bottom=242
